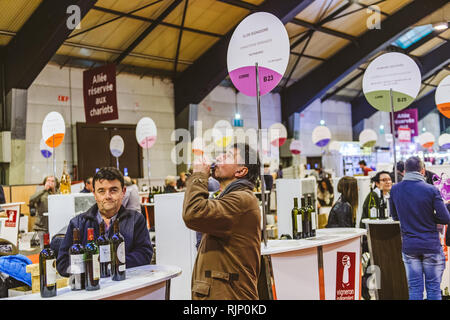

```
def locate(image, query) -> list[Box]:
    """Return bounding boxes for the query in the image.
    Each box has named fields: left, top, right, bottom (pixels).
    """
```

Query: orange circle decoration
left=436, top=75, right=450, bottom=118
left=42, top=112, right=66, bottom=148
left=418, top=132, right=435, bottom=149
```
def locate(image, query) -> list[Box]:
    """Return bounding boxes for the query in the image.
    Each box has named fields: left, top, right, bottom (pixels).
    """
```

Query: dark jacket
left=29, top=189, right=55, bottom=232
left=326, top=197, right=354, bottom=228
left=80, top=188, right=91, bottom=193
left=390, top=178, right=450, bottom=254
left=183, top=173, right=261, bottom=300
left=56, top=204, right=153, bottom=277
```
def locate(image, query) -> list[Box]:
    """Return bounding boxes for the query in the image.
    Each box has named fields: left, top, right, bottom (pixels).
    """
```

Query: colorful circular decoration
left=212, top=120, right=233, bottom=148
left=40, top=138, right=52, bottom=158
left=289, top=140, right=302, bottom=155
left=362, top=52, right=421, bottom=112
left=436, top=75, right=450, bottom=118
left=438, top=133, right=450, bottom=149
left=110, top=135, right=124, bottom=157
left=312, top=126, right=331, bottom=147
left=42, top=112, right=66, bottom=148
left=268, top=123, right=287, bottom=147
left=418, top=132, right=435, bottom=149
left=359, top=129, right=378, bottom=148
left=136, top=117, right=157, bottom=149
left=227, top=12, right=289, bottom=97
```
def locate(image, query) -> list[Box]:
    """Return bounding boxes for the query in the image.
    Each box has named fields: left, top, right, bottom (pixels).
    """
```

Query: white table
left=261, top=228, right=366, bottom=300
left=7, top=264, right=182, bottom=300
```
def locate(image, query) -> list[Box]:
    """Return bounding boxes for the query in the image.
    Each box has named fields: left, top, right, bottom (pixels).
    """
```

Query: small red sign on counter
left=335, top=251, right=356, bottom=300
left=5, top=210, right=17, bottom=228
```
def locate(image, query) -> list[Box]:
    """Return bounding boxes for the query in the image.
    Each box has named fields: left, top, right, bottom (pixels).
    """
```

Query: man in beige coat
left=183, top=143, right=261, bottom=300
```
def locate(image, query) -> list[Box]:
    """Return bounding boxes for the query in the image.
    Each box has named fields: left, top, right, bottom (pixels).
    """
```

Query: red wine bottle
left=39, top=233, right=57, bottom=298
left=84, top=228, right=100, bottom=291
left=97, top=221, right=111, bottom=278
left=69, top=228, right=86, bottom=290
left=111, top=219, right=126, bottom=281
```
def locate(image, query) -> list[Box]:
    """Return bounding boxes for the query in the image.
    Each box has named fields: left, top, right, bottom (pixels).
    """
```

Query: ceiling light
left=433, top=22, right=448, bottom=31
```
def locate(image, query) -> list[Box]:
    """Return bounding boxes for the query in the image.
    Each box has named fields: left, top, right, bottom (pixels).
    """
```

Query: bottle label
left=119, top=264, right=126, bottom=272
left=99, top=245, right=111, bottom=263
left=117, top=242, right=126, bottom=264
left=311, top=212, right=316, bottom=230
left=70, top=254, right=85, bottom=274
left=370, top=207, right=377, bottom=219
left=92, top=253, right=100, bottom=280
left=46, top=259, right=56, bottom=286
left=296, top=216, right=302, bottom=233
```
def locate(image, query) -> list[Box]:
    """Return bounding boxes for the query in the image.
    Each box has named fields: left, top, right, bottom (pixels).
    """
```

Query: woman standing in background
left=326, top=176, right=358, bottom=228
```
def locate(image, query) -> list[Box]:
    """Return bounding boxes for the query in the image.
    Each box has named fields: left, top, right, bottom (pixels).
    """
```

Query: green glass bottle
left=368, top=186, right=378, bottom=220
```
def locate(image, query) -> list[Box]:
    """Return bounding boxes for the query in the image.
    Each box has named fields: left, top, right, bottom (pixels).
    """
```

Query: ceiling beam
left=281, top=0, right=448, bottom=122
left=174, top=0, right=314, bottom=116
left=91, top=5, right=222, bottom=38
left=351, top=40, right=450, bottom=126
left=113, top=0, right=183, bottom=65
left=3, top=0, right=97, bottom=93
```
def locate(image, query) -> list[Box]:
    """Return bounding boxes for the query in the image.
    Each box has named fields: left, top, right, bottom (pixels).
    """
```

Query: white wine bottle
left=308, top=194, right=316, bottom=237
left=60, top=160, right=71, bottom=194
left=368, top=186, right=378, bottom=220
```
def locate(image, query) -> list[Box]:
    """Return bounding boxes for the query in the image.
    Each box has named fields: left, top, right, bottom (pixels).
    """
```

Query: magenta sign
left=392, top=108, right=418, bottom=138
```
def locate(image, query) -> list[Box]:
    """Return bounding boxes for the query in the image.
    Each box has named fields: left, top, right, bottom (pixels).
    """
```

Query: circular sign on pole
left=418, top=132, right=435, bottom=149
left=40, top=138, right=52, bottom=158
left=212, top=120, right=233, bottom=148
left=439, top=133, right=450, bottom=149
left=312, top=126, right=331, bottom=147
left=227, top=12, right=290, bottom=97
left=42, top=112, right=66, bottom=148
left=136, top=117, right=157, bottom=149
left=110, top=135, right=124, bottom=157
left=289, top=140, right=302, bottom=155
left=362, top=52, right=421, bottom=112
left=436, top=75, right=450, bottom=118
left=359, top=129, right=378, bottom=148
left=269, top=123, right=287, bottom=147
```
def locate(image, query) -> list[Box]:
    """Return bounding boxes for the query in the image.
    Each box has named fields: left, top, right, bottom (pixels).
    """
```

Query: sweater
left=389, top=175, right=450, bottom=254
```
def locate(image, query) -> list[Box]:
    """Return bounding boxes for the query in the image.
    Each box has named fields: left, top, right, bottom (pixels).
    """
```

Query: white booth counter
left=261, top=228, right=366, bottom=300
left=7, top=264, right=181, bottom=300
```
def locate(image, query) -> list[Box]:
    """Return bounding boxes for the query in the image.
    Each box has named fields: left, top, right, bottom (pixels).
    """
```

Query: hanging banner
left=83, top=63, right=119, bottom=123
left=136, top=117, right=157, bottom=149
left=42, top=112, right=66, bottom=148
left=110, top=135, right=124, bottom=158
left=362, top=52, right=421, bottom=112
left=436, top=75, right=450, bottom=118
left=227, top=12, right=289, bottom=97
left=391, top=108, right=418, bottom=138
left=335, top=252, right=356, bottom=300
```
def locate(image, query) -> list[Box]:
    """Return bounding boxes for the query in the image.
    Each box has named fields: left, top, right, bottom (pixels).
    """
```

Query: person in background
left=56, top=167, right=152, bottom=277
left=183, top=143, right=261, bottom=300
left=164, top=176, right=178, bottom=193
left=177, top=171, right=187, bottom=190
left=390, top=156, right=450, bottom=300
left=29, top=176, right=59, bottom=249
left=359, top=160, right=373, bottom=176
left=80, top=176, right=93, bottom=193
left=423, top=164, right=438, bottom=186
left=277, top=165, right=283, bottom=179
left=263, top=163, right=273, bottom=192
left=122, top=176, right=141, bottom=213
left=326, top=176, right=358, bottom=228
left=360, top=171, right=392, bottom=228
left=390, top=160, right=405, bottom=183
left=317, top=178, right=334, bottom=208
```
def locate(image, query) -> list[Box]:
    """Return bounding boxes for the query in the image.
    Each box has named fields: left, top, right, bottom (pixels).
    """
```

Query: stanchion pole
left=146, top=145, right=151, bottom=190
left=52, top=134, right=56, bottom=178
left=389, top=88, right=398, bottom=184
left=116, top=157, right=119, bottom=170
left=255, top=63, right=268, bottom=248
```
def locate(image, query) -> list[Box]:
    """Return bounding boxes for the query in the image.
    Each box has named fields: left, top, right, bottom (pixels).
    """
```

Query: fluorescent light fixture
left=433, top=22, right=448, bottom=31
left=320, top=119, right=325, bottom=125
left=379, top=125, right=384, bottom=130
left=234, top=113, right=241, bottom=120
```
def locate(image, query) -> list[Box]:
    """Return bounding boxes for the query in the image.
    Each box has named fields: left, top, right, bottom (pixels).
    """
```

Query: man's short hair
left=405, top=156, right=423, bottom=173
left=359, top=160, right=366, bottom=166
left=395, top=161, right=405, bottom=173
left=233, top=143, right=260, bottom=185
left=93, top=167, right=124, bottom=190
left=84, top=176, right=93, bottom=185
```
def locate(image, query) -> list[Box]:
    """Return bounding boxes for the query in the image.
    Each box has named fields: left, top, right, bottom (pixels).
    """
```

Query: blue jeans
left=402, top=250, right=445, bottom=300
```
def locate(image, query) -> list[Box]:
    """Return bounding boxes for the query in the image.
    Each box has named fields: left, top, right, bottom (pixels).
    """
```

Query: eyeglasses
left=380, top=178, right=392, bottom=182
